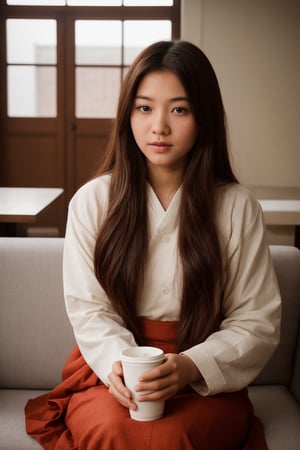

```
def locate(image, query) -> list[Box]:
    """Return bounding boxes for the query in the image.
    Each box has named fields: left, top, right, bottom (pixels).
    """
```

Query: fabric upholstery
left=0, top=238, right=74, bottom=389
left=0, top=238, right=299, bottom=450
left=0, top=390, right=47, bottom=450
left=248, top=385, right=300, bottom=450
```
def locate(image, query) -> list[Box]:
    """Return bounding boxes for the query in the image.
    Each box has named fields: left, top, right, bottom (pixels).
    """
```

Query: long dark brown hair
left=94, top=41, right=238, bottom=350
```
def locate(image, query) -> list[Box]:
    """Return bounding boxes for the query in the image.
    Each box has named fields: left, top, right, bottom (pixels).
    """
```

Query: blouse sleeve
left=63, top=179, right=137, bottom=386
left=182, top=188, right=281, bottom=395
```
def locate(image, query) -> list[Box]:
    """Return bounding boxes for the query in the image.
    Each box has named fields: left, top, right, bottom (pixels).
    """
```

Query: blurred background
left=0, top=0, right=299, bottom=245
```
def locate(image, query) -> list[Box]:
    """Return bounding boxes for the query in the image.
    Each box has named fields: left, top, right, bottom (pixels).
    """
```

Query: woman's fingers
left=135, top=353, right=201, bottom=401
left=111, top=360, right=123, bottom=376
left=108, top=361, right=137, bottom=410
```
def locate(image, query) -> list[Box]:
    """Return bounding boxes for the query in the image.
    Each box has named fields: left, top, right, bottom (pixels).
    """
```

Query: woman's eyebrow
left=135, top=95, right=189, bottom=102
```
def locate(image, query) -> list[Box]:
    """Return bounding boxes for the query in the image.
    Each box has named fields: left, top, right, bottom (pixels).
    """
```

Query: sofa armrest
left=253, top=246, right=300, bottom=386
left=0, top=237, right=75, bottom=389
left=290, top=328, right=300, bottom=404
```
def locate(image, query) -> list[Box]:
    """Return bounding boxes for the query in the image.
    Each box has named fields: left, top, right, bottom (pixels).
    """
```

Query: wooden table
left=0, top=187, right=63, bottom=236
left=249, top=186, right=300, bottom=249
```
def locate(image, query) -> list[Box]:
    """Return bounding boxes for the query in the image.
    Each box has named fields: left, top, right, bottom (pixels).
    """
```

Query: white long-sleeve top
left=63, top=174, right=281, bottom=395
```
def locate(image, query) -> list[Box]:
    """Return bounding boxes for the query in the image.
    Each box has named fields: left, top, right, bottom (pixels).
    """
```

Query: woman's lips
left=149, top=142, right=172, bottom=152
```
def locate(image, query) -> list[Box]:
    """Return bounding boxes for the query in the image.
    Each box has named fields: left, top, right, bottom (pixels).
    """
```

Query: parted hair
left=94, top=40, right=238, bottom=350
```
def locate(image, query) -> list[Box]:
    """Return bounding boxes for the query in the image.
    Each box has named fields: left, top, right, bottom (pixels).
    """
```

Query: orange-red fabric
left=25, top=320, right=268, bottom=450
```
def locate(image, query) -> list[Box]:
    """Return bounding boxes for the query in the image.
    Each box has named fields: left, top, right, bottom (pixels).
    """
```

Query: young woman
left=25, top=40, right=281, bottom=449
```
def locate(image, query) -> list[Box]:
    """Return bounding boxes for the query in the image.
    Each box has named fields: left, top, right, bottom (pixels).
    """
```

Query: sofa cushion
left=248, top=385, right=300, bottom=450
left=1, top=387, right=300, bottom=450
left=0, top=389, right=47, bottom=450
left=0, top=238, right=75, bottom=389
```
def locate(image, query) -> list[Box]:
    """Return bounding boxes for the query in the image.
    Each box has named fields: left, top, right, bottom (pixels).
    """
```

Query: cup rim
left=121, top=346, right=164, bottom=363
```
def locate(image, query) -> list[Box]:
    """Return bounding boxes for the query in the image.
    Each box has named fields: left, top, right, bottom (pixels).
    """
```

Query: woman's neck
left=148, top=166, right=183, bottom=210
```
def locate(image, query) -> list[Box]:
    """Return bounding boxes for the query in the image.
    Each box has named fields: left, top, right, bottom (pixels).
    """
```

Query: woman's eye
left=173, top=107, right=188, bottom=114
left=137, top=105, right=151, bottom=112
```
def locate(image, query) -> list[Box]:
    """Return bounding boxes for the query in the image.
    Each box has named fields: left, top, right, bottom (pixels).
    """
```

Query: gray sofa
left=0, top=238, right=300, bottom=450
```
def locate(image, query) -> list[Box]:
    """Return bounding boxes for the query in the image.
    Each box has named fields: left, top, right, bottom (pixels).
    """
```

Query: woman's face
left=130, top=70, right=198, bottom=177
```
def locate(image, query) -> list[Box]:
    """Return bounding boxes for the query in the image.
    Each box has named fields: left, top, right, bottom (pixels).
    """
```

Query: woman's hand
left=135, top=353, right=202, bottom=402
left=108, top=353, right=202, bottom=409
left=107, top=361, right=137, bottom=411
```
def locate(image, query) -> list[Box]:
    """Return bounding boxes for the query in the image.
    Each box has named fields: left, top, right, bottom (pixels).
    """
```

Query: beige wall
left=181, top=0, right=300, bottom=244
left=182, top=0, right=300, bottom=187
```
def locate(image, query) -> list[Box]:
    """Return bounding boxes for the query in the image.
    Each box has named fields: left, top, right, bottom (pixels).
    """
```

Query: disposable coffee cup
left=121, top=346, right=165, bottom=421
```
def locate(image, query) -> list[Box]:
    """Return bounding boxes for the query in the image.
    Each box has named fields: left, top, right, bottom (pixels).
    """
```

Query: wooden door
left=0, top=2, right=179, bottom=236
left=0, top=10, right=67, bottom=235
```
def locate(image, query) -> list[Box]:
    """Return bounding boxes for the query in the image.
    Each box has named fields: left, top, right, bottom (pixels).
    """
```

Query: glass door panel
left=6, top=19, right=56, bottom=64
left=8, top=66, right=56, bottom=117
left=124, top=1, right=173, bottom=5
left=6, top=19, right=57, bottom=117
left=123, top=20, right=172, bottom=65
left=76, top=67, right=120, bottom=118
left=69, top=0, right=121, bottom=5
left=7, top=1, right=64, bottom=5
left=75, top=20, right=122, bottom=65
left=75, top=20, right=122, bottom=118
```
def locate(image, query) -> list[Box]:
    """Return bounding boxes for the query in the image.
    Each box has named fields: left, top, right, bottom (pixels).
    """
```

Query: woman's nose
left=151, top=113, right=170, bottom=136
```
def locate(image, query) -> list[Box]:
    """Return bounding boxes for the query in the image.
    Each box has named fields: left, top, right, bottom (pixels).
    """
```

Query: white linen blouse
left=63, top=174, right=281, bottom=396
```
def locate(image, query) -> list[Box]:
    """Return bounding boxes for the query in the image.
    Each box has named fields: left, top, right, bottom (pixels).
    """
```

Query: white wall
left=181, top=0, right=300, bottom=244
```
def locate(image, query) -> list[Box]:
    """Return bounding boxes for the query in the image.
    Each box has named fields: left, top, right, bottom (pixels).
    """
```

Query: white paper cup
left=121, top=346, right=165, bottom=421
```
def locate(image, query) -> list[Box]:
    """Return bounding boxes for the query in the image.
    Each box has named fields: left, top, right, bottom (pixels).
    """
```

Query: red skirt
left=25, top=320, right=268, bottom=450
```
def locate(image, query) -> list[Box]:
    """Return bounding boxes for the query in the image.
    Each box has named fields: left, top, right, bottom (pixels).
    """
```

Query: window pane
left=124, top=20, right=171, bottom=65
left=7, top=1, right=64, bottom=5
left=7, top=66, right=56, bottom=117
left=76, top=68, right=120, bottom=118
left=69, top=0, right=121, bottom=4
left=124, top=1, right=173, bottom=5
left=7, top=19, right=57, bottom=64
left=75, top=21, right=122, bottom=65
